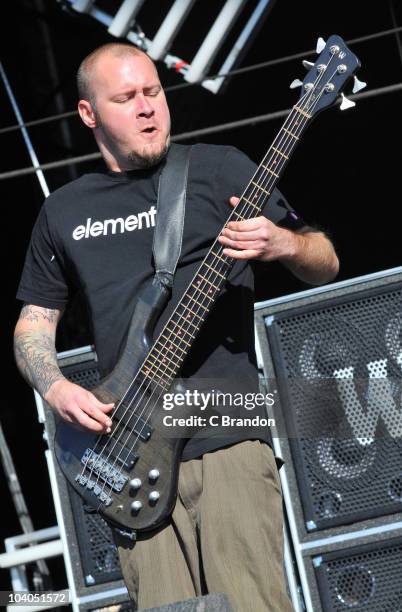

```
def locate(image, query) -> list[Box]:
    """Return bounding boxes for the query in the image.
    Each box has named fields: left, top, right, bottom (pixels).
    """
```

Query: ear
left=78, top=99, right=97, bottom=129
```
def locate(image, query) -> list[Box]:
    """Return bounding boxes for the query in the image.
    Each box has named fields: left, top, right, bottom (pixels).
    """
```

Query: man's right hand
left=45, top=378, right=114, bottom=434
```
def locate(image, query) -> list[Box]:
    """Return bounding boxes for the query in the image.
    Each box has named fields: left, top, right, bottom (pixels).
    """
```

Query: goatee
left=127, top=139, right=170, bottom=169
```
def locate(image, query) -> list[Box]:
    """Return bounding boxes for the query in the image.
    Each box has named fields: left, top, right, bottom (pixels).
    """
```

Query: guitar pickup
left=107, top=438, right=138, bottom=471
left=113, top=404, right=153, bottom=441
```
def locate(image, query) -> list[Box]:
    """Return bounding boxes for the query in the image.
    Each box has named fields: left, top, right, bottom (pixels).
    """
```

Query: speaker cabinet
left=254, top=267, right=402, bottom=611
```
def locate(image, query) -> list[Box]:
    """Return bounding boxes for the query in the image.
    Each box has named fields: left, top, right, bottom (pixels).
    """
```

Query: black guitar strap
left=152, top=143, right=192, bottom=290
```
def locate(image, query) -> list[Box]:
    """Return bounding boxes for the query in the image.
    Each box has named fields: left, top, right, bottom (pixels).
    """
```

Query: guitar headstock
left=290, top=35, right=366, bottom=117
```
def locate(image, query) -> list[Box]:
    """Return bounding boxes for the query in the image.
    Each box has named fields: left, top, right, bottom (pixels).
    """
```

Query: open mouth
left=141, top=127, right=157, bottom=134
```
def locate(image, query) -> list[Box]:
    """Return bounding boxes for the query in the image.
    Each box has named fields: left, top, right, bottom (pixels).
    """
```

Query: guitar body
left=54, top=281, right=189, bottom=533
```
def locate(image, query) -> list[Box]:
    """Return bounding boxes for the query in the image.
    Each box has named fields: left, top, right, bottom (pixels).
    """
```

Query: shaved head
left=77, top=43, right=153, bottom=104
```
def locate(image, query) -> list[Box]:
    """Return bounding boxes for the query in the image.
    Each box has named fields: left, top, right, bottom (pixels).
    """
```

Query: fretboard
left=141, top=105, right=311, bottom=389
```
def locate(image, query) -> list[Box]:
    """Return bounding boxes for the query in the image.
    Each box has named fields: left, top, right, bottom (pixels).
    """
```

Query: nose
left=136, top=93, right=154, bottom=119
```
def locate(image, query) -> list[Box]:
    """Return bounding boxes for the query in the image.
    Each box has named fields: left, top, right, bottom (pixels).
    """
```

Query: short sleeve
left=16, top=205, right=70, bottom=309
left=216, top=146, right=307, bottom=231
left=262, top=188, right=307, bottom=231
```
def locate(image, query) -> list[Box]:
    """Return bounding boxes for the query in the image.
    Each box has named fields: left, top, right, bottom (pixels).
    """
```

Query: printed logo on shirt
left=72, top=205, right=157, bottom=240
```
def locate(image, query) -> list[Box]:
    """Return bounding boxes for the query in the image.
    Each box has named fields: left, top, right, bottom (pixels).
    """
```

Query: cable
left=1, top=25, right=402, bottom=137
left=164, top=25, right=402, bottom=93
left=0, top=109, right=77, bottom=136
left=0, top=82, right=401, bottom=182
left=0, top=151, right=102, bottom=179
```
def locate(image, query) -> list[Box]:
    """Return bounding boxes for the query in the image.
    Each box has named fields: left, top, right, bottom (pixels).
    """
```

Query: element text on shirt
left=72, top=205, right=157, bottom=240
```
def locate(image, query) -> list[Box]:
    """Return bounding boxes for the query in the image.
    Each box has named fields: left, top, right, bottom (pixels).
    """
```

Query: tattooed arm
left=14, top=304, right=114, bottom=433
left=14, top=304, right=65, bottom=396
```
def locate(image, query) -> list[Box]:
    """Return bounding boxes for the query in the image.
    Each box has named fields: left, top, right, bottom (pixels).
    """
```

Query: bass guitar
left=55, top=35, right=365, bottom=535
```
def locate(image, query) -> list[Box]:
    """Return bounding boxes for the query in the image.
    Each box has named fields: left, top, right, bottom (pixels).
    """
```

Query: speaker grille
left=61, top=361, right=100, bottom=389
left=266, top=283, right=402, bottom=530
left=314, top=537, right=402, bottom=610
left=68, top=488, right=122, bottom=585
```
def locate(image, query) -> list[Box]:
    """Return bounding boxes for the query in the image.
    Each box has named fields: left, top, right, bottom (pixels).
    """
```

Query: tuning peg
left=289, top=78, right=303, bottom=89
left=302, top=60, right=314, bottom=70
left=316, top=37, right=326, bottom=53
left=352, top=76, right=367, bottom=93
left=339, top=93, right=356, bottom=110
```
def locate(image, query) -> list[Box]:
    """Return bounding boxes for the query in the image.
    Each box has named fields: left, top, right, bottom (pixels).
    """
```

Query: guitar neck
left=141, top=105, right=311, bottom=389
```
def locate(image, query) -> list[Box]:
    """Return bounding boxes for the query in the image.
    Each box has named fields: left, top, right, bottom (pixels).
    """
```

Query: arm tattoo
left=14, top=329, right=64, bottom=397
left=20, top=305, right=59, bottom=324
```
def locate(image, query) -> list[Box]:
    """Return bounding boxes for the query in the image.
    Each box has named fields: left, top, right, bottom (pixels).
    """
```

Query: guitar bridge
left=75, top=474, right=113, bottom=506
left=77, top=448, right=129, bottom=500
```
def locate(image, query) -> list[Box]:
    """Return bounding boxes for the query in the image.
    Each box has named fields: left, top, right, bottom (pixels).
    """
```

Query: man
left=14, top=43, right=339, bottom=611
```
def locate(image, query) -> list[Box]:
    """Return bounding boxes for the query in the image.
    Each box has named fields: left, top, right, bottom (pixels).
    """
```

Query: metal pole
left=0, top=62, right=49, bottom=197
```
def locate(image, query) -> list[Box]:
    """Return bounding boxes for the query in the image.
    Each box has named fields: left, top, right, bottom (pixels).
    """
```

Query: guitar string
left=83, top=55, right=339, bottom=497
left=78, top=94, right=310, bottom=489
left=89, top=95, right=312, bottom=498
left=88, top=60, right=336, bottom=501
left=94, top=71, right=336, bottom=501
left=91, top=62, right=335, bottom=499
left=96, top=60, right=343, bottom=501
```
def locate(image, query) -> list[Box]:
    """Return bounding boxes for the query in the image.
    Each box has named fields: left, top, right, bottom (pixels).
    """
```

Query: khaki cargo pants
left=113, top=440, right=293, bottom=611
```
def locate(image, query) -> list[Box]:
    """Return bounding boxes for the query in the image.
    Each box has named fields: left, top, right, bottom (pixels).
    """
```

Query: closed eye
left=145, top=87, right=161, bottom=97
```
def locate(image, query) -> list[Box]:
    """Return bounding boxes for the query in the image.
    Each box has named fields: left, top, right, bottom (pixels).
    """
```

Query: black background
left=1, top=0, right=401, bottom=593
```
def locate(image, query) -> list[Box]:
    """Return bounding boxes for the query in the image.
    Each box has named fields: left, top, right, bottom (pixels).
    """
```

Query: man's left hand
left=218, top=196, right=297, bottom=263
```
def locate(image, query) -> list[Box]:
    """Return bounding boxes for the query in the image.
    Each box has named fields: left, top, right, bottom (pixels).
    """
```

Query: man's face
left=90, top=53, right=171, bottom=170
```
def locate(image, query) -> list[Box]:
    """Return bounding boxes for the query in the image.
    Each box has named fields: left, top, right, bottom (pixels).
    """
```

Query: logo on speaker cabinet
left=298, top=313, right=402, bottom=443
left=333, top=313, right=402, bottom=442
left=334, top=357, right=402, bottom=442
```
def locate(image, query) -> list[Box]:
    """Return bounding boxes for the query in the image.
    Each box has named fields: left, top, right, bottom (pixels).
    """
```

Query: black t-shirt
left=17, top=143, right=306, bottom=460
